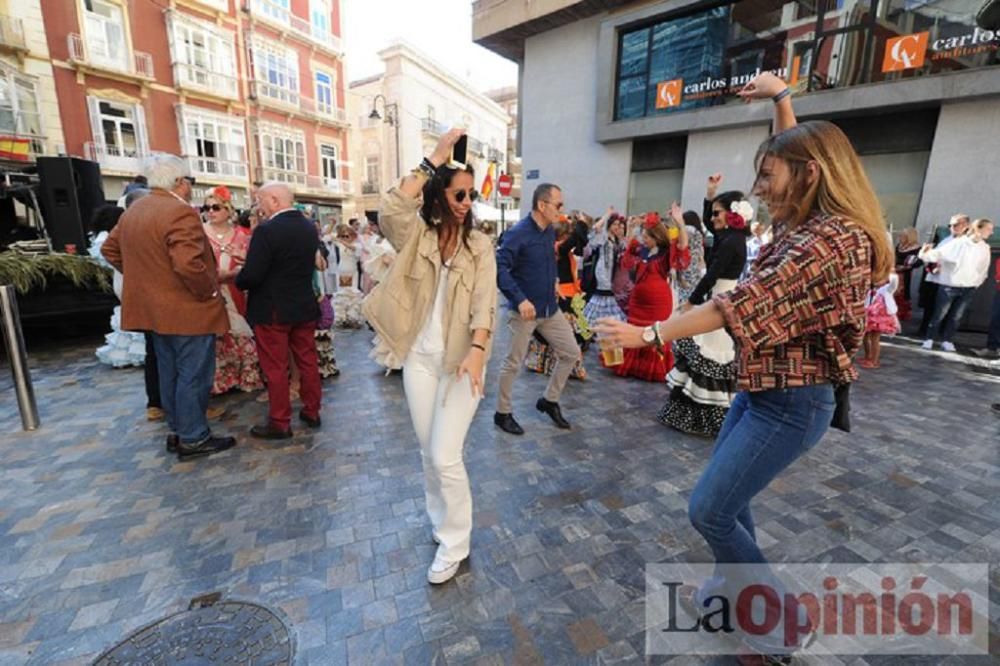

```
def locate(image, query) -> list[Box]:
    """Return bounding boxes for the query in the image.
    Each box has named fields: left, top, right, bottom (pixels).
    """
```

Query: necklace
left=208, top=224, right=231, bottom=240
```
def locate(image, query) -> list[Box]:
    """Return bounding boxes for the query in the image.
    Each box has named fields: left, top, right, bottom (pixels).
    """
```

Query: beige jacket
left=362, top=188, right=497, bottom=373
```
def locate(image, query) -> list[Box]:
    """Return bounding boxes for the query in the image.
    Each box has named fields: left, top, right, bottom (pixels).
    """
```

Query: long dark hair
left=420, top=164, right=475, bottom=251
left=682, top=210, right=704, bottom=235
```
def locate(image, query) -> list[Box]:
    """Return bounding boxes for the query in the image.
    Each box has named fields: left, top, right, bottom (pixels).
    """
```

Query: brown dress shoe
left=250, top=424, right=293, bottom=440
left=146, top=407, right=165, bottom=421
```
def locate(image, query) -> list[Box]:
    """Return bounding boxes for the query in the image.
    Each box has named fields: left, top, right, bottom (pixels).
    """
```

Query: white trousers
left=402, top=350, right=481, bottom=564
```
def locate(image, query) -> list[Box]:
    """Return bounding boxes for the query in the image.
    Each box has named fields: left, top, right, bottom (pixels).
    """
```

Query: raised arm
left=381, top=129, right=466, bottom=251
left=738, top=72, right=796, bottom=134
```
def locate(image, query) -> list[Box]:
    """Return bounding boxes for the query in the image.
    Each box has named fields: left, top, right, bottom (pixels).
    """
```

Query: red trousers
left=254, top=321, right=322, bottom=430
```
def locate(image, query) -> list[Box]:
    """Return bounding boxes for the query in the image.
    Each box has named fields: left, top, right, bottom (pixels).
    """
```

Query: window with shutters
left=314, top=71, right=334, bottom=115
left=86, top=96, right=148, bottom=173
left=257, top=123, right=306, bottom=185
left=252, top=39, right=299, bottom=106
left=83, top=0, right=129, bottom=72
left=0, top=65, right=44, bottom=157
left=169, top=14, right=238, bottom=99
left=177, top=106, right=247, bottom=180
left=319, top=143, right=338, bottom=183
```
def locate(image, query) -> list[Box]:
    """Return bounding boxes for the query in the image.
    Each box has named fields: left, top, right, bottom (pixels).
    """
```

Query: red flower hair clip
left=210, top=185, right=233, bottom=203
left=725, top=212, right=747, bottom=230
left=643, top=212, right=661, bottom=229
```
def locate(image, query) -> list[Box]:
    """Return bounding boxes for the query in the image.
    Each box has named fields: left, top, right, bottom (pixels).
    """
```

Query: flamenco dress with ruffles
left=207, top=228, right=264, bottom=394
left=610, top=238, right=690, bottom=381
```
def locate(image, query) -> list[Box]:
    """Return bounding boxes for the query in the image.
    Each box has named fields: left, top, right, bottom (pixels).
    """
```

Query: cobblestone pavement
left=1, top=326, right=998, bottom=665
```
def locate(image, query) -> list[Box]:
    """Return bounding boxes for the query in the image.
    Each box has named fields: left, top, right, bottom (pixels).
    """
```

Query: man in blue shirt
left=494, top=183, right=581, bottom=434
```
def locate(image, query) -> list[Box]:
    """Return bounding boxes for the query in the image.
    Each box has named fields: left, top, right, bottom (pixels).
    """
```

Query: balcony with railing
left=299, top=96, right=349, bottom=126
left=185, top=156, right=248, bottom=181
left=85, top=141, right=146, bottom=174
left=306, top=175, right=353, bottom=196
left=248, top=0, right=343, bottom=55
left=361, top=181, right=379, bottom=195
left=256, top=166, right=307, bottom=187
left=251, top=79, right=300, bottom=109
left=487, top=147, right=504, bottom=163
left=173, top=62, right=239, bottom=100
left=68, top=33, right=154, bottom=80
left=420, top=117, right=449, bottom=136
left=0, top=15, right=27, bottom=54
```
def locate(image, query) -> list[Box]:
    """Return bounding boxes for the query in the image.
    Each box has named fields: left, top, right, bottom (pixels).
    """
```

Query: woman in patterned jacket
left=596, top=72, right=893, bottom=661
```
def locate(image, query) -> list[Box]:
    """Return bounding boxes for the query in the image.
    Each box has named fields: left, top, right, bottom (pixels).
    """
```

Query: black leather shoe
left=299, top=411, right=321, bottom=428
left=536, top=398, right=571, bottom=429
left=176, top=435, right=236, bottom=460
left=250, top=424, right=293, bottom=440
left=493, top=412, right=524, bottom=435
left=166, top=434, right=178, bottom=453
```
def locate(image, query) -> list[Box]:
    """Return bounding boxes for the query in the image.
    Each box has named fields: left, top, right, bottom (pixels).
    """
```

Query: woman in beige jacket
left=363, top=129, right=497, bottom=584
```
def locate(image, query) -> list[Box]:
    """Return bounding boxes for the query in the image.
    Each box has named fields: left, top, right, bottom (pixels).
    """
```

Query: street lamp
left=369, top=94, right=401, bottom=181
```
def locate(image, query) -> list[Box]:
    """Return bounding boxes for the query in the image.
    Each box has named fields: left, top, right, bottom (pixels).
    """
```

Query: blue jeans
left=689, top=384, right=835, bottom=565
left=987, top=291, right=1000, bottom=351
left=151, top=333, right=216, bottom=444
left=928, top=285, right=975, bottom=343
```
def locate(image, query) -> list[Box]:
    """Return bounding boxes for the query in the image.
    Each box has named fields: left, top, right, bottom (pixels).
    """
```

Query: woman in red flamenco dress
left=611, top=209, right=690, bottom=381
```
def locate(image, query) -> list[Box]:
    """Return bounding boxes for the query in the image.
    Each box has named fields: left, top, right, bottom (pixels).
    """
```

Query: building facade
left=484, top=85, right=522, bottom=207
left=348, top=41, right=510, bottom=223
left=0, top=0, right=65, bottom=164
left=473, top=0, right=1000, bottom=328
left=40, top=0, right=350, bottom=217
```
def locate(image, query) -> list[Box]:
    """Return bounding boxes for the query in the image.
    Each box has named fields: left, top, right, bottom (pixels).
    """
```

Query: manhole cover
left=93, top=600, right=294, bottom=665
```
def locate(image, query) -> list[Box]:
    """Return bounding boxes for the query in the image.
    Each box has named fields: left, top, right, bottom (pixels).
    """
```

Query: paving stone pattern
left=0, top=326, right=998, bottom=665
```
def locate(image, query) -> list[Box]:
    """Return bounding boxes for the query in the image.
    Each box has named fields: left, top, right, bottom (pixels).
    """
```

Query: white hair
left=142, top=153, right=190, bottom=190
left=258, top=181, right=295, bottom=206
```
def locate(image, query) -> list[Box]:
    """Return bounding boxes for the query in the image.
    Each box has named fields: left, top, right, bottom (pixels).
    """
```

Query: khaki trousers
left=496, top=310, right=580, bottom=414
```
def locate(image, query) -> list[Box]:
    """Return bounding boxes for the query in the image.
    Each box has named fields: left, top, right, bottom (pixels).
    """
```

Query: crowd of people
left=87, top=70, right=997, bottom=660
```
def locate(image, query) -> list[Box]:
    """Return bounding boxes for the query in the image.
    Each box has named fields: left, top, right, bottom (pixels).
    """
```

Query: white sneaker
left=427, top=556, right=461, bottom=585
left=921, top=339, right=934, bottom=350
left=941, top=342, right=957, bottom=353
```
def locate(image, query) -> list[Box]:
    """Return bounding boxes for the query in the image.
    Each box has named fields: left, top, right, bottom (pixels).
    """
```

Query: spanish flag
left=480, top=162, right=495, bottom=201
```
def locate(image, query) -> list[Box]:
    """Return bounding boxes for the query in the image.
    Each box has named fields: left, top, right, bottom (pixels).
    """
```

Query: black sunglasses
left=450, top=189, right=478, bottom=203
left=183, top=176, right=196, bottom=186
left=544, top=199, right=564, bottom=210
left=201, top=204, right=225, bottom=212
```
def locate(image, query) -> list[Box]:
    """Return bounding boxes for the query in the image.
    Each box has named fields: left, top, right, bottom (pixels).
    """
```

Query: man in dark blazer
left=102, top=154, right=235, bottom=460
left=237, top=182, right=322, bottom=438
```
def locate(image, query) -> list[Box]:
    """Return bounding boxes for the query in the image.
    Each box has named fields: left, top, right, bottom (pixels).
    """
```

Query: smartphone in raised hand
left=450, top=135, right=468, bottom=169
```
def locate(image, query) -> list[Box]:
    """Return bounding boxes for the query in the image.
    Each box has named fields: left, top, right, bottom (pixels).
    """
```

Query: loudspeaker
left=36, top=156, right=106, bottom=252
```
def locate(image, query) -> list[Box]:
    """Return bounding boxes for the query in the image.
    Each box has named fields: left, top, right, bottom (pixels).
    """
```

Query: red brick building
left=41, top=0, right=350, bottom=218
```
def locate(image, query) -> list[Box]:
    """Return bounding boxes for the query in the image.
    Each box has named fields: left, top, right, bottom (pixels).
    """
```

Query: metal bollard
left=0, top=285, right=39, bottom=431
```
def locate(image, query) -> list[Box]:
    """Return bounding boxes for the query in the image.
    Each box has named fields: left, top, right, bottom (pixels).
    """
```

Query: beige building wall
left=1, top=0, right=66, bottom=156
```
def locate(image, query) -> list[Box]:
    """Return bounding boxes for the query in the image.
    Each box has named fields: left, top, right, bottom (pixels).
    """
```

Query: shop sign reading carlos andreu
left=616, top=0, right=1000, bottom=120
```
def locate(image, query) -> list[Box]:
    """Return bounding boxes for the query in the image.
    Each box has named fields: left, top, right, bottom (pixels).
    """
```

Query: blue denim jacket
left=496, top=214, right=558, bottom=318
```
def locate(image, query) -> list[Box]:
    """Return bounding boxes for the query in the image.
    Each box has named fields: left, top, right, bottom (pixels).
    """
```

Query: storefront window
left=614, top=0, right=998, bottom=120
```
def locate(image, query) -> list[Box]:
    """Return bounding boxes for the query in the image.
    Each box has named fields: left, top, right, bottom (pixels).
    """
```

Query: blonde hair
left=971, top=218, right=994, bottom=238
left=755, top=121, right=893, bottom=284
left=898, top=227, right=918, bottom=247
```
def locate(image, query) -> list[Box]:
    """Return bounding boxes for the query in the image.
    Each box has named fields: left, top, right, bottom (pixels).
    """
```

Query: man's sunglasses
left=450, top=189, right=479, bottom=203
left=201, top=204, right=225, bottom=213
left=544, top=200, right=564, bottom=210
left=183, top=176, right=196, bottom=186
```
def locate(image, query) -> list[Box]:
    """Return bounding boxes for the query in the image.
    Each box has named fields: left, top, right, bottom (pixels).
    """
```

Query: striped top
left=713, top=213, right=872, bottom=391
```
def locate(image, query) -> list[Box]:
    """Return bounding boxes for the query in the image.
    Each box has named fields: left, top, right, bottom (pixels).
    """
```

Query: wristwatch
left=642, top=325, right=657, bottom=347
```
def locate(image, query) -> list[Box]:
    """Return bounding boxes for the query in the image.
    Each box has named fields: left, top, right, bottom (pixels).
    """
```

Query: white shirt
left=919, top=235, right=991, bottom=288
left=411, top=263, right=450, bottom=354
left=920, top=235, right=956, bottom=285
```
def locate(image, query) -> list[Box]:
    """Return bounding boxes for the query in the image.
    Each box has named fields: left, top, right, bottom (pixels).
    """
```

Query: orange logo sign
left=882, top=32, right=929, bottom=72
left=655, top=79, right=683, bottom=109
